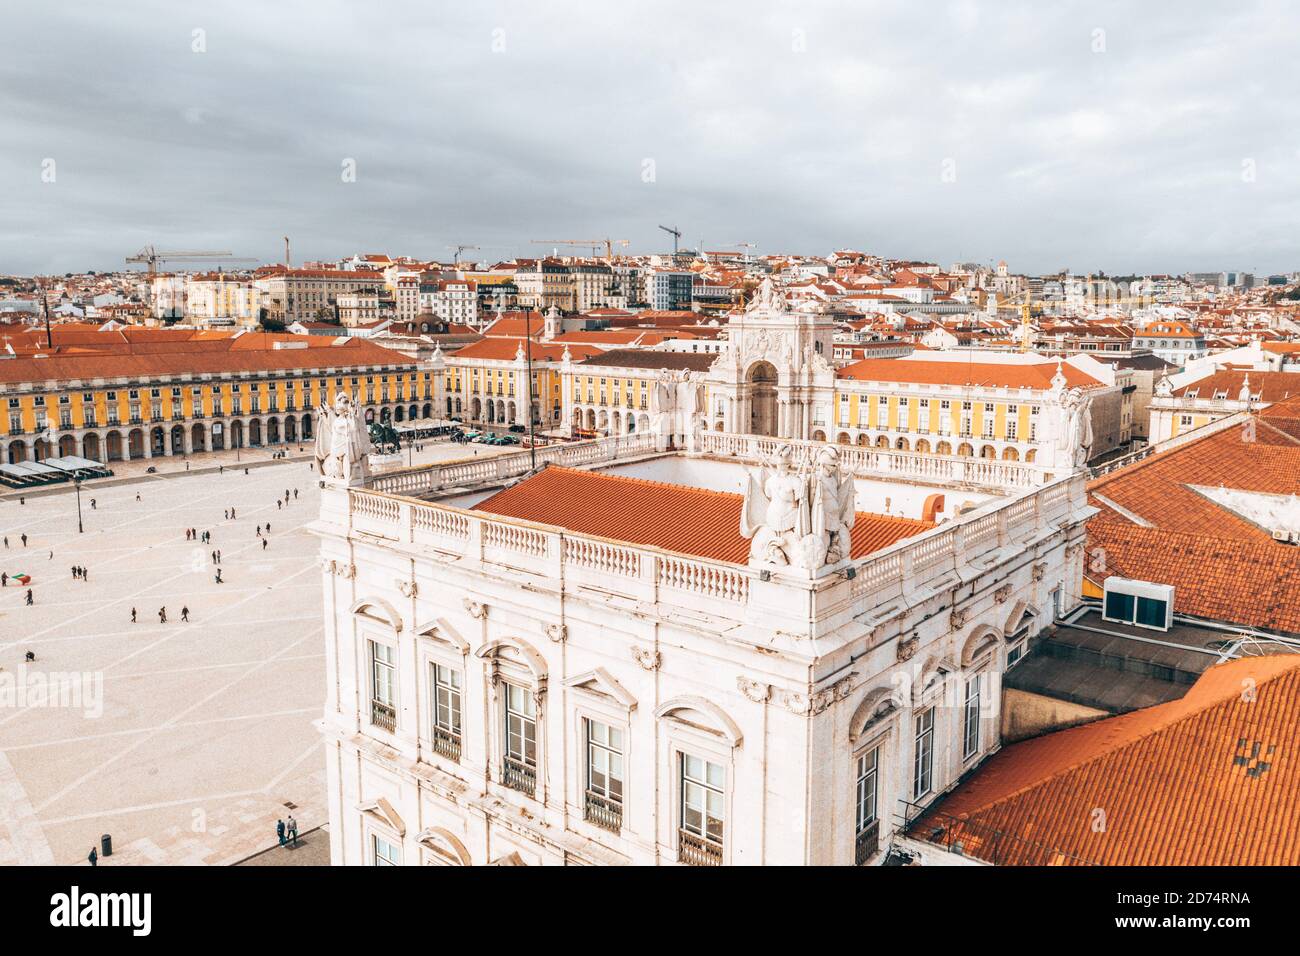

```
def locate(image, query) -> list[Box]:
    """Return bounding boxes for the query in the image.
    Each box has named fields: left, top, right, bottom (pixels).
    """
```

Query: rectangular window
left=876, top=398, right=889, bottom=429
left=913, top=708, right=934, bottom=799
left=679, top=753, right=724, bottom=865
left=372, top=834, right=400, bottom=866
left=502, top=682, right=537, bottom=796
left=430, top=664, right=461, bottom=761
left=963, top=676, right=981, bottom=759
left=584, top=719, right=624, bottom=832
left=855, top=746, right=880, bottom=864
left=918, top=402, right=930, bottom=432
left=369, top=641, right=396, bottom=732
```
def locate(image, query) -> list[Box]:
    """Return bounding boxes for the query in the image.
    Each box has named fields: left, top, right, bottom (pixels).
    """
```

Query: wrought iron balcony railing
left=584, top=791, right=623, bottom=833
left=370, top=699, right=396, bottom=733
left=501, top=755, right=536, bottom=797
left=855, top=819, right=880, bottom=866
left=678, top=829, right=723, bottom=867
left=431, top=725, right=461, bottom=762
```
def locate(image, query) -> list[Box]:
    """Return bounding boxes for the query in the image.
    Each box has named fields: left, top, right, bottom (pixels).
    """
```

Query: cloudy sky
left=2, top=0, right=1298, bottom=276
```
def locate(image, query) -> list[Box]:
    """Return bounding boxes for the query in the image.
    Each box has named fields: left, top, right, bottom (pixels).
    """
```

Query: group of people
left=276, top=815, right=300, bottom=848
left=71, top=565, right=89, bottom=581
left=137, top=605, right=190, bottom=624
left=3, top=534, right=29, bottom=548
left=184, top=528, right=212, bottom=543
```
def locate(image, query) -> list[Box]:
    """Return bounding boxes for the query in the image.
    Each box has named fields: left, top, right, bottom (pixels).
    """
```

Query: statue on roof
left=747, top=277, right=783, bottom=314
left=315, top=391, right=372, bottom=485
left=741, top=444, right=855, bottom=571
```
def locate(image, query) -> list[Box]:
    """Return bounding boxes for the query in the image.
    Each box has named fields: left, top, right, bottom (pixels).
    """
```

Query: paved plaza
left=0, top=439, right=514, bottom=866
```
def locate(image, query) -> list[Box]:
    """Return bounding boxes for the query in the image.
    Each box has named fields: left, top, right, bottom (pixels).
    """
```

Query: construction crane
left=125, top=246, right=257, bottom=274
left=730, top=242, right=757, bottom=264
left=530, top=238, right=629, bottom=261
left=658, top=224, right=682, bottom=255
left=447, top=243, right=480, bottom=266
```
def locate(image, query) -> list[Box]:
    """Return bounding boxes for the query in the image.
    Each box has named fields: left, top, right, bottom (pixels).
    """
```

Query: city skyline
left=3, top=0, right=1299, bottom=276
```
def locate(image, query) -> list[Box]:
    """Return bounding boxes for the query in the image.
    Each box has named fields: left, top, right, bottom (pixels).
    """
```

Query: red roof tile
left=473, top=466, right=932, bottom=564
left=915, top=655, right=1300, bottom=865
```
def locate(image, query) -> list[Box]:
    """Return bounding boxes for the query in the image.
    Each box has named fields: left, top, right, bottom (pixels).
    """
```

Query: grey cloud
left=1, top=0, right=1297, bottom=275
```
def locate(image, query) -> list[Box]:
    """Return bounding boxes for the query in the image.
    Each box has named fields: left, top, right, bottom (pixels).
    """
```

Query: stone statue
left=315, top=391, right=372, bottom=484
left=810, top=446, right=857, bottom=564
left=740, top=444, right=857, bottom=571
left=741, top=445, right=809, bottom=567
left=1054, top=388, right=1094, bottom=470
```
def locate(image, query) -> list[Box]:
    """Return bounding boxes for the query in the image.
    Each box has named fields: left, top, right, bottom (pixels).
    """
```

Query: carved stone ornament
left=950, top=606, right=971, bottom=630
left=897, top=632, right=920, bottom=663
left=993, top=584, right=1013, bottom=605
left=736, top=677, right=771, bottom=703
left=545, top=623, right=567, bottom=644
left=1031, top=561, right=1047, bottom=582
left=631, top=646, right=661, bottom=671
left=396, top=578, right=418, bottom=599
left=463, top=599, right=487, bottom=619
left=321, top=558, right=356, bottom=579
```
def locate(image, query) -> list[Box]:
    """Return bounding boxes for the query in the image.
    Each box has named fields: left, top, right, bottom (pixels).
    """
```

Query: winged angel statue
left=740, top=444, right=856, bottom=570
left=315, top=391, right=372, bottom=484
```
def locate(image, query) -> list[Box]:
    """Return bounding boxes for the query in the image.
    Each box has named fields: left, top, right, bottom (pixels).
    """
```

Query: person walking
left=215, top=568, right=223, bottom=584
left=136, top=493, right=141, bottom=502
left=287, top=816, right=298, bottom=848
left=262, top=538, right=267, bottom=551
left=181, top=606, right=190, bottom=622
left=20, top=533, right=27, bottom=547
left=293, top=489, right=298, bottom=500
left=131, top=607, right=137, bottom=623
left=216, top=549, right=222, bottom=564
left=3, top=536, right=7, bottom=548
left=231, top=507, right=236, bottom=519
left=1, top=572, right=7, bottom=587
left=256, top=525, right=261, bottom=537
left=158, top=606, right=167, bottom=624
left=25, top=589, right=33, bottom=606
left=83, top=568, right=88, bottom=582
left=88, top=847, right=97, bottom=867
left=224, top=509, right=229, bottom=520
left=277, top=500, right=281, bottom=510
left=276, top=819, right=286, bottom=847
left=90, top=498, right=96, bottom=510
left=265, top=522, right=271, bottom=534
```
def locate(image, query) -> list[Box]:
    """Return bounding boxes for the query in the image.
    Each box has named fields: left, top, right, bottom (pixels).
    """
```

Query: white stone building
left=312, top=421, right=1091, bottom=865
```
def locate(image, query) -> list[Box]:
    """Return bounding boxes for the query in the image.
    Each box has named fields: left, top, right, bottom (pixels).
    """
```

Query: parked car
left=508, top=424, right=526, bottom=433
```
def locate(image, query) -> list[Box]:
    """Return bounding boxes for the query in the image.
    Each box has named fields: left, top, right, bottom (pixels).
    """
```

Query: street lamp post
left=73, top=470, right=85, bottom=534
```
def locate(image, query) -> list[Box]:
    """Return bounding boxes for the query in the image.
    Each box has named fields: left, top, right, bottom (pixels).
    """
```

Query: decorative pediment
left=356, top=796, right=405, bottom=836
left=350, top=596, right=403, bottom=633
left=850, top=685, right=901, bottom=741
left=655, top=696, right=743, bottom=747
left=475, top=636, right=548, bottom=683
left=961, top=627, right=1001, bottom=666
left=416, top=826, right=471, bottom=866
left=413, top=617, right=470, bottom=654
left=563, top=667, right=638, bottom=710
left=1004, top=599, right=1039, bottom=638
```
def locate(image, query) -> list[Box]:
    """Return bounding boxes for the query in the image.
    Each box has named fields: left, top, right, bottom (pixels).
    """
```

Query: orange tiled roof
left=914, top=655, right=1300, bottom=865
left=836, top=357, right=1104, bottom=390
left=0, top=335, right=417, bottom=385
left=473, top=466, right=932, bottom=564
left=448, top=338, right=601, bottom=363
left=1087, top=398, right=1300, bottom=544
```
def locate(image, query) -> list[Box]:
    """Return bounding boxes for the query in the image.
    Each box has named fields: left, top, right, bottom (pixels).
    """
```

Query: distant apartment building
left=1132, top=320, right=1208, bottom=365
left=337, top=288, right=394, bottom=327
left=420, top=279, right=478, bottom=327
left=254, top=267, right=387, bottom=324
left=514, top=259, right=573, bottom=313
left=644, top=269, right=694, bottom=311
left=184, top=274, right=263, bottom=328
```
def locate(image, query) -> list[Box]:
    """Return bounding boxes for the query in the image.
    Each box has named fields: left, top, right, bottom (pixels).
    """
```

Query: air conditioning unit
left=1102, top=577, right=1174, bottom=631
